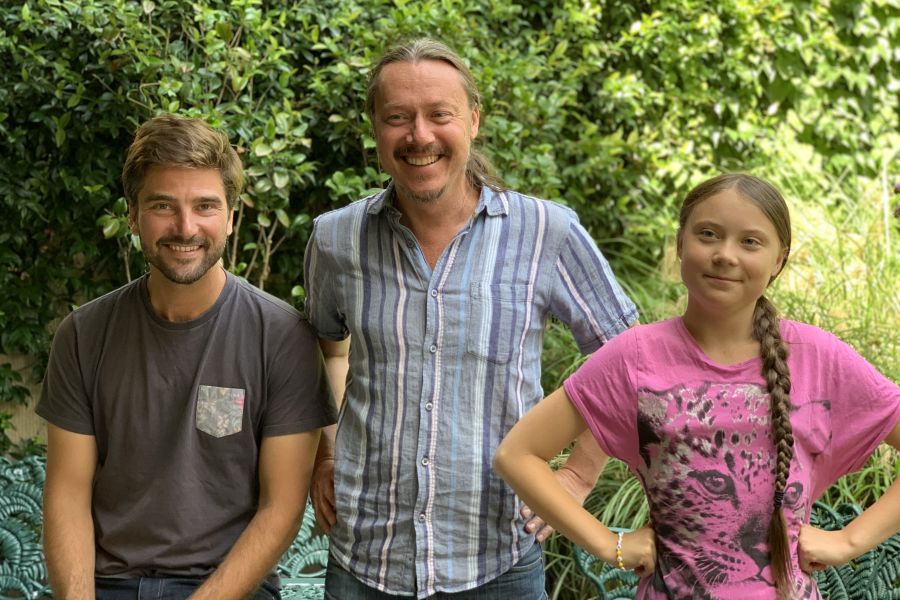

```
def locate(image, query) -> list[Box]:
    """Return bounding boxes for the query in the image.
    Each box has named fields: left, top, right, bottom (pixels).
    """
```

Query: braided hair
left=679, top=174, right=793, bottom=597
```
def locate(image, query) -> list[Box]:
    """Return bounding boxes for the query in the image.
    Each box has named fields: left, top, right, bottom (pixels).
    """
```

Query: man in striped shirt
left=304, top=38, right=638, bottom=599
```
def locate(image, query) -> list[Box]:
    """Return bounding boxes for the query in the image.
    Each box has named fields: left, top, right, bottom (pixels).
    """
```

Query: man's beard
left=141, top=236, right=227, bottom=285
left=395, top=181, right=447, bottom=205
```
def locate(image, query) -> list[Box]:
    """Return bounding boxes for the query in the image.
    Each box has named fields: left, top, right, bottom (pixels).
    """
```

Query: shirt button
left=425, top=402, right=433, bottom=411
left=418, top=513, right=426, bottom=522
left=421, top=457, right=430, bottom=466
left=429, top=344, right=437, bottom=353
left=430, top=289, right=438, bottom=297
left=406, top=240, right=415, bottom=248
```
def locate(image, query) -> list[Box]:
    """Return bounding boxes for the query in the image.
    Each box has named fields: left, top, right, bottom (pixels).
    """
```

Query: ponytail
left=752, top=296, right=794, bottom=598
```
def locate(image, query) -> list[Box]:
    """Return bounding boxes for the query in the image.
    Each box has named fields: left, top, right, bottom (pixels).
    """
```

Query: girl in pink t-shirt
left=494, top=174, right=900, bottom=599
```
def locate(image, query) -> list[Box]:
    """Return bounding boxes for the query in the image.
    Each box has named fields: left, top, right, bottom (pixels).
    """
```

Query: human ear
left=128, top=205, right=138, bottom=234
left=676, top=230, right=684, bottom=260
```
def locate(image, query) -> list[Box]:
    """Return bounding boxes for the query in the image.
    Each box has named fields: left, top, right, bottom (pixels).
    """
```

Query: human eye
left=384, top=113, right=407, bottom=125
left=150, top=201, right=172, bottom=212
left=742, top=237, right=762, bottom=248
left=432, top=110, right=452, bottom=121
left=697, top=229, right=717, bottom=240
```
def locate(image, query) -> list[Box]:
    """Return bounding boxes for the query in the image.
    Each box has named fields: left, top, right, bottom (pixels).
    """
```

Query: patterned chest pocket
left=466, top=282, right=534, bottom=364
left=196, top=385, right=245, bottom=438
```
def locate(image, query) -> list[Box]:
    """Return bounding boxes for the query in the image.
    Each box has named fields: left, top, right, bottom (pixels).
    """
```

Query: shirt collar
left=366, top=182, right=509, bottom=217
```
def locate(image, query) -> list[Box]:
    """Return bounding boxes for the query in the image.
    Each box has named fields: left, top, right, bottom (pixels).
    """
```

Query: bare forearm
left=495, top=450, right=616, bottom=562
left=190, top=505, right=302, bottom=600
left=558, top=429, right=608, bottom=490
left=842, top=475, right=900, bottom=556
left=43, top=498, right=95, bottom=599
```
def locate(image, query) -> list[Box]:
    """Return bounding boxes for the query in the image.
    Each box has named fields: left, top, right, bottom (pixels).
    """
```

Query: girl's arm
left=798, top=420, right=900, bottom=572
left=493, top=387, right=656, bottom=575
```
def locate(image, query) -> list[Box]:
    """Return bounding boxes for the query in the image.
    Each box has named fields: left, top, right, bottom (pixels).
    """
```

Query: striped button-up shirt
left=304, top=184, right=637, bottom=597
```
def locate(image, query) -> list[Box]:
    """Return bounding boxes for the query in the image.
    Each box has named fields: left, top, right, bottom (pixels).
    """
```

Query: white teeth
left=405, top=155, right=439, bottom=166
left=170, top=245, right=201, bottom=252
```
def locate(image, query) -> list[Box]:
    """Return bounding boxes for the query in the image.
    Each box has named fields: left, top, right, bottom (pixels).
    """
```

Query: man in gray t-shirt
left=37, top=114, right=336, bottom=600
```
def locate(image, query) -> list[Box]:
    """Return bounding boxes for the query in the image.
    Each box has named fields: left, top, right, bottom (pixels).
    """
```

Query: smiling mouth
left=403, top=155, right=440, bottom=166
left=169, top=244, right=202, bottom=252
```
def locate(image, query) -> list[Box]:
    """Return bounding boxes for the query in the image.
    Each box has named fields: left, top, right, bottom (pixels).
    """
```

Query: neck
left=394, top=184, right=479, bottom=229
left=393, top=184, right=480, bottom=270
left=146, top=265, right=227, bottom=322
left=681, top=300, right=760, bottom=364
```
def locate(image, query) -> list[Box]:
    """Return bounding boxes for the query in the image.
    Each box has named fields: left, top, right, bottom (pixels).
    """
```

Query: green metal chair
left=573, top=502, right=900, bottom=600
left=0, top=455, right=328, bottom=599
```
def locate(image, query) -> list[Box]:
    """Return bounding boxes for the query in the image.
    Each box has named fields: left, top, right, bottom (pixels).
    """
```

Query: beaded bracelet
left=615, top=531, right=626, bottom=570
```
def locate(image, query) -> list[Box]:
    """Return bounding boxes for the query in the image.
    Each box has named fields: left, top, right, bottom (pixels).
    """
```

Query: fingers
left=521, top=505, right=555, bottom=541
left=311, top=460, right=337, bottom=533
left=312, top=489, right=336, bottom=533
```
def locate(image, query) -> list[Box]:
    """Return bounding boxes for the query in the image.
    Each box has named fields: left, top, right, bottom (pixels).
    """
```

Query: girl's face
left=678, top=188, right=786, bottom=317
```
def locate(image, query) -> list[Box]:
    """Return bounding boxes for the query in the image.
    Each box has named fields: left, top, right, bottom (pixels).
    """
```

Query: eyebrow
left=141, top=193, right=225, bottom=204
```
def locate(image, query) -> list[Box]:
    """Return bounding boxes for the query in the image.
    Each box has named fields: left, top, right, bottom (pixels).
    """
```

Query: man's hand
left=798, top=525, right=855, bottom=573
left=521, top=465, right=593, bottom=542
left=310, top=455, right=337, bottom=533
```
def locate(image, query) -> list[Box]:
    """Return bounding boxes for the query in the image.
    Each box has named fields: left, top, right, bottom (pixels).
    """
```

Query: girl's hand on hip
left=798, top=525, right=854, bottom=573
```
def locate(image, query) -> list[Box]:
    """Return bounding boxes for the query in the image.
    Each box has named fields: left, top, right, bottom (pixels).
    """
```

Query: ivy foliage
left=0, top=0, right=896, bottom=399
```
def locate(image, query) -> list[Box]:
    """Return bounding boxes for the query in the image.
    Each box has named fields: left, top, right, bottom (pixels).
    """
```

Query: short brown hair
left=121, top=114, right=243, bottom=208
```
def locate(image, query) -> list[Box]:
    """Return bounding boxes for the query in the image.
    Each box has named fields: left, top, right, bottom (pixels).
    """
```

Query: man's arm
left=43, top=424, right=98, bottom=600
left=190, top=430, right=320, bottom=600
left=310, top=337, right=350, bottom=532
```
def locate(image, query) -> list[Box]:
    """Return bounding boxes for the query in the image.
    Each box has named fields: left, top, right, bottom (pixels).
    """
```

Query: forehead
left=687, top=188, right=778, bottom=233
left=375, top=59, right=469, bottom=110
left=137, top=166, right=226, bottom=202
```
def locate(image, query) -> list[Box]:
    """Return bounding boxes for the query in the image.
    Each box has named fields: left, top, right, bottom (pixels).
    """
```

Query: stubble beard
left=142, top=236, right=227, bottom=285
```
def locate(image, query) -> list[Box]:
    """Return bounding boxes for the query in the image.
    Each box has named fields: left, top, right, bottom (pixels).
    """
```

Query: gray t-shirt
left=37, top=271, right=336, bottom=578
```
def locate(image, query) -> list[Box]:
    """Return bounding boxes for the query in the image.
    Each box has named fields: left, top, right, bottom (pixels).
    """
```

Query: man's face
left=130, top=166, right=233, bottom=285
left=373, top=59, right=480, bottom=205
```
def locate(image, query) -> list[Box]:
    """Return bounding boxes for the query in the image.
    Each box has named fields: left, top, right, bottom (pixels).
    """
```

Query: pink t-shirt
left=563, top=318, right=900, bottom=600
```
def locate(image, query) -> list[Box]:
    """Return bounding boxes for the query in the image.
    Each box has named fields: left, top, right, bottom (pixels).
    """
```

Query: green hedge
left=1, top=0, right=896, bottom=400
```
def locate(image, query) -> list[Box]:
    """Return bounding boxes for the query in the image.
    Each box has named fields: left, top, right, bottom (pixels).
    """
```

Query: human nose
left=712, top=241, right=739, bottom=265
left=406, top=114, right=435, bottom=145
left=173, top=209, right=198, bottom=238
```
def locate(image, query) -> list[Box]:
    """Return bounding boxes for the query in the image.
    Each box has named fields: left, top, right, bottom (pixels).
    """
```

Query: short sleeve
left=261, top=316, right=337, bottom=437
left=303, top=217, right=349, bottom=341
left=36, top=313, right=95, bottom=435
left=824, top=335, right=900, bottom=478
left=549, top=219, right=638, bottom=354
left=563, top=327, right=641, bottom=465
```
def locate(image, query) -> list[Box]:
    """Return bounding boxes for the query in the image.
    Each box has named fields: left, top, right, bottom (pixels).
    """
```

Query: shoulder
left=69, top=277, right=144, bottom=325
left=313, top=190, right=386, bottom=231
left=230, top=274, right=301, bottom=321
left=228, top=276, right=319, bottom=347
left=605, top=320, right=678, bottom=352
left=780, top=319, right=855, bottom=354
left=499, top=188, right=579, bottom=225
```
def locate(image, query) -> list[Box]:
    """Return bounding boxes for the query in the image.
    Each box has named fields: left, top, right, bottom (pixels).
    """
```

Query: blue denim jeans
left=324, top=543, right=547, bottom=599
left=95, top=576, right=281, bottom=600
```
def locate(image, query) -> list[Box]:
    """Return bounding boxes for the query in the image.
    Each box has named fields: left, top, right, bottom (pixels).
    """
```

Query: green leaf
left=275, top=208, right=289, bottom=227
left=256, top=213, right=271, bottom=227
left=273, top=171, right=289, bottom=189
left=102, top=219, right=120, bottom=239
